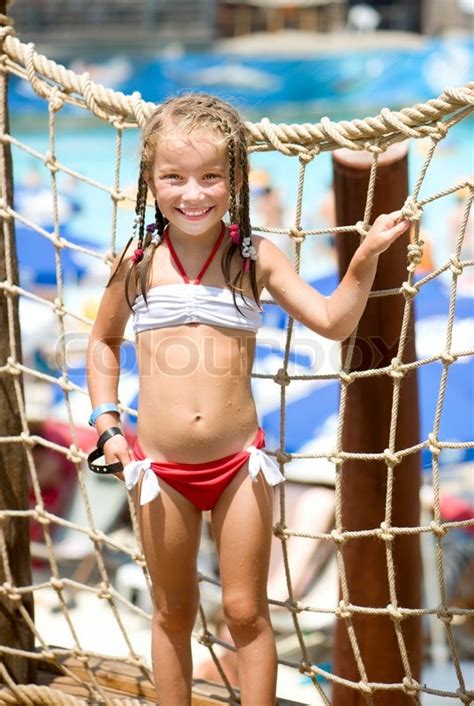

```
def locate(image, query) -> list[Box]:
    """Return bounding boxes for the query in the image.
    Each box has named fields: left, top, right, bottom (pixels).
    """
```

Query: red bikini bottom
left=132, top=427, right=266, bottom=511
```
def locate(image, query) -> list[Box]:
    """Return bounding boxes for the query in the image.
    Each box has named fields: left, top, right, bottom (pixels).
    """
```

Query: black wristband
left=97, top=426, right=123, bottom=449
left=87, top=426, right=124, bottom=475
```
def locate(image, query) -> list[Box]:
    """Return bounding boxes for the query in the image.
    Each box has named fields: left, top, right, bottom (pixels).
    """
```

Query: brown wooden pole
left=331, top=143, right=422, bottom=705
left=0, top=4, right=36, bottom=684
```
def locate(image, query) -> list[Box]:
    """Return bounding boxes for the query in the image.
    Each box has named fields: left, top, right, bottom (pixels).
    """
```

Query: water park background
left=7, top=5, right=474, bottom=704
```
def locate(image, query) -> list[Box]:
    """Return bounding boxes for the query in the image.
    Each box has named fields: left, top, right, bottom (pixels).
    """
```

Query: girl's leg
left=136, top=478, right=202, bottom=706
left=210, top=463, right=277, bottom=706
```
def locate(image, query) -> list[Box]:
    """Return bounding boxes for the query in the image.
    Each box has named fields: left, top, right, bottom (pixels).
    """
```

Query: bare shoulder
left=252, top=234, right=294, bottom=288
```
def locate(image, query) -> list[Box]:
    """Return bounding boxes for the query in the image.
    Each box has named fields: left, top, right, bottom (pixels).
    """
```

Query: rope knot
left=406, top=242, right=424, bottom=272
left=0, top=23, right=15, bottom=48
left=363, top=141, right=383, bottom=155
left=389, top=357, right=404, bottom=380
left=339, top=371, right=354, bottom=385
left=298, top=660, right=313, bottom=675
left=110, top=189, right=126, bottom=204
left=400, top=195, right=422, bottom=222
left=401, top=281, right=418, bottom=299
left=355, top=220, right=369, bottom=238
left=428, top=432, right=442, bottom=457
left=430, top=520, right=448, bottom=538
left=331, top=529, right=347, bottom=545
left=6, top=356, right=21, bottom=375
left=34, top=505, right=51, bottom=526
left=98, top=582, right=112, bottom=600
left=284, top=598, right=302, bottom=614
left=53, top=297, right=67, bottom=317
left=44, top=151, right=59, bottom=174
left=383, top=448, right=400, bottom=466
left=66, top=444, right=82, bottom=464
left=273, top=368, right=290, bottom=386
left=456, top=687, right=473, bottom=704
left=198, top=631, right=214, bottom=647
left=20, top=431, right=36, bottom=447
left=0, top=197, right=12, bottom=219
left=440, top=350, right=457, bottom=366
left=358, top=680, right=374, bottom=694
left=329, top=453, right=343, bottom=467
left=273, top=522, right=288, bottom=540
left=387, top=603, right=404, bottom=621
left=275, top=449, right=291, bottom=464
left=335, top=600, right=352, bottom=619
left=49, top=89, right=65, bottom=113
left=299, top=146, right=319, bottom=164
left=436, top=607, right=453, bottom=624
left=431, top=121, right=448, bottom=142
left=2, top=582, right=21, bottom=603
left=379, top=521, right=395, bottom=542
left=289, top=226, right=305, bottom=243
left=449, top=254, right=464, bottom=276
left=1, top=282, right=16, bottom=298
left=50, top=577, right=65, bottom=592
left=402, top=676, right=420, bottom=696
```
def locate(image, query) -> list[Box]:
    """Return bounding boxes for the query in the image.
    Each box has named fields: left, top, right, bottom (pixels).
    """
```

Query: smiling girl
left=86, top=93, right=409, bottom=706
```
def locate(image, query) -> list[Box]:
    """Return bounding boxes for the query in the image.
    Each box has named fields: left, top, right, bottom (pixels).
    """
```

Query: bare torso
left=133, top=236, right=263, bottom=462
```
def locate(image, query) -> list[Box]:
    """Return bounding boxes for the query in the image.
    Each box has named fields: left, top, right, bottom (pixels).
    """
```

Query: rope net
left=1, top=15, right=473, bottom=706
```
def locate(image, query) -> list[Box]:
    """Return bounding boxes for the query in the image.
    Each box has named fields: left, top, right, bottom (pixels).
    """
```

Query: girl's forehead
left=155, top=129, right=227, bottom=165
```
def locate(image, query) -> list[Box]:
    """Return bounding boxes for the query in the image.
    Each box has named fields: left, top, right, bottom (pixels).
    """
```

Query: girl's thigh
left=210, top=462, right=274, bottom=601
left=136, top=476, right=203, bottom=611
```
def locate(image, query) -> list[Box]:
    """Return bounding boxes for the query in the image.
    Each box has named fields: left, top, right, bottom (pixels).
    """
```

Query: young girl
left=86, top=93, right=410, bottom=706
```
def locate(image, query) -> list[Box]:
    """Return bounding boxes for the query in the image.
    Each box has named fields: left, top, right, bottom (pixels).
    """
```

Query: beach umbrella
left=15, top=223, right=97, bottom=287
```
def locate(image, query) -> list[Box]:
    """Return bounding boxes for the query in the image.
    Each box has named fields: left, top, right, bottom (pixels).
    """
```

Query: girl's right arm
left=86, top=247, right=137, bottom=471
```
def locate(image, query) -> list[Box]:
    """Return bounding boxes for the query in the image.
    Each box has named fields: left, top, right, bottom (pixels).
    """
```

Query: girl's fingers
left=382, top=219, right=410, bottom=236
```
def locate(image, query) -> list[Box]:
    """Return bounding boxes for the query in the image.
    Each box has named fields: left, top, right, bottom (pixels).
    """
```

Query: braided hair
left=107, top=93, right=259, bottom=313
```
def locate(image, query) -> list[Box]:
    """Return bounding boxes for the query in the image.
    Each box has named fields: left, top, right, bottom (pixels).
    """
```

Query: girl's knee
left=222, top=594, right=269, bottom=634
left=153, top=602, right=198, bottom=635
left=152, top=589, right=200, bottom=635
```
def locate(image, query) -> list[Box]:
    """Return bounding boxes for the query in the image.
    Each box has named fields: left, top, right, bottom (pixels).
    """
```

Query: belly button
left=194, top=414, right=202, bottom=422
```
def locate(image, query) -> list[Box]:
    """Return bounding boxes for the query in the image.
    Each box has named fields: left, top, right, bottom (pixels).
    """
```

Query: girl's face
left=148, top=128, right=231, bottom=240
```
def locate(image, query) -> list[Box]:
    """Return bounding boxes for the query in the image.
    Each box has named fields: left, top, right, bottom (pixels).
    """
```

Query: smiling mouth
left=176, top=207, right=213, bottom=218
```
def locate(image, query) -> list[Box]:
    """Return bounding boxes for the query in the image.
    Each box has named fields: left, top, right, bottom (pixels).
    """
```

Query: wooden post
left=0, top=4, right=36, bottom=684
left=331, top=143, right=422, bottom=705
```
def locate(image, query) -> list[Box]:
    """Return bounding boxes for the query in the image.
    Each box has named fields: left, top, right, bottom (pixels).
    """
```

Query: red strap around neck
left=165, top=222, right=226, bottom=285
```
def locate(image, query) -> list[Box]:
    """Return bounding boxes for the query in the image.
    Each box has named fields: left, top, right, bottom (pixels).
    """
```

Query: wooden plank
left=37, top=671, right=157, bottom=704
left=37, top=650, right=306, bottom=705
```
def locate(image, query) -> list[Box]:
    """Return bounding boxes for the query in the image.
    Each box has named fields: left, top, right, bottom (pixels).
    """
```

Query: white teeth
left=179, top=208, right=211, bottom=216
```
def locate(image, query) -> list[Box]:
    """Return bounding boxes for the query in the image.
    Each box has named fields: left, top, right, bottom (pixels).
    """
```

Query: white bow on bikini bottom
left=123, top=445, right=285, bottom=506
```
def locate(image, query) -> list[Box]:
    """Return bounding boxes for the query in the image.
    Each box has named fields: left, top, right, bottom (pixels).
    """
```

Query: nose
left=182, top=178, right=204, bottom=202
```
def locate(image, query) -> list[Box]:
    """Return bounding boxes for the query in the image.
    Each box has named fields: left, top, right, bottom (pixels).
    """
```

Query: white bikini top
left=133, top=283, right=262, bottom=334
left=132, top=223, right=263, bottom=335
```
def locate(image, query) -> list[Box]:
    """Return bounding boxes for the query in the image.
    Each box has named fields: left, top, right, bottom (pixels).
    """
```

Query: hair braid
left=155, top=200, right=167, bottom=237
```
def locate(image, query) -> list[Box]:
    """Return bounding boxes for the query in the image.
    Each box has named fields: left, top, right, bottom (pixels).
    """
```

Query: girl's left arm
left=257, top=211, right=410, bottom=341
